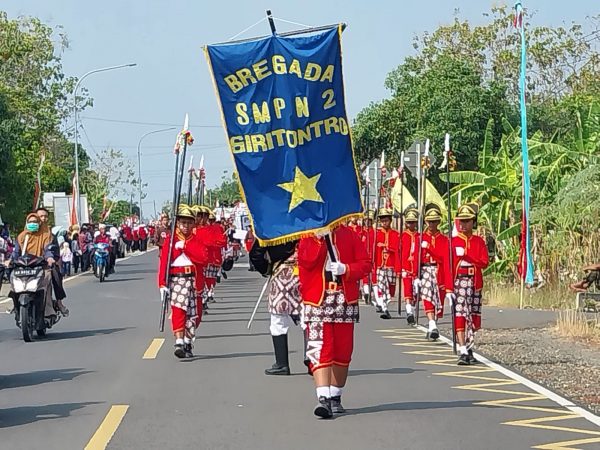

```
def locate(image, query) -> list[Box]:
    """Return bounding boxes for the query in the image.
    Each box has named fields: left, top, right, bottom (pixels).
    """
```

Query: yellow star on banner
left=278, top=167, right=324, bottom=212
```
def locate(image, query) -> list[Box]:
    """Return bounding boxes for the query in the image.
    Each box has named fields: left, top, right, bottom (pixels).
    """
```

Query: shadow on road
left=0, top=401, right=102, bottom=428
left=103, top=277, right=145, bottom=283
left=182, top=350, right=293, bottom=362
left=199, top=332, right=271, bottom=339
left=343, top=400, right=476, bottom=416
left=348, top=367, right=424, bottom=377
left=203, top=318, right=269, bottom=324
left=45, top=327, right=132, bottom=340
left=0, top=368, right=93, bottom=390
left=115, top=269, right=155, bottom=275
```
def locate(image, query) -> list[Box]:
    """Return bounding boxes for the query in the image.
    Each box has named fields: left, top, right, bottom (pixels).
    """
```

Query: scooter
left=93, top=243, right=110, bottom=282
left=10, top=254, right=60, bottom=342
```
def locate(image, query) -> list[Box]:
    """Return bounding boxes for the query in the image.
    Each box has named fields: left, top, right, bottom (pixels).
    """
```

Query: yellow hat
left=364, top=210, right=375, bottom=220
left=378, top=207, right=393, bottom=218
left=176, top=204, right=195, bottom=219
left=404, top=207, right=419, bottom=222
left=209, top=210, right=216, bottom=220
left=456, top=203, right=479, bottom=220
left=191, top=205, right=202, bottom=216
left=424, top=203, right=442, bottom=222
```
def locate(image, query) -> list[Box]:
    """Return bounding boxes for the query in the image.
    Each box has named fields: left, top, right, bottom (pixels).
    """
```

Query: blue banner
left=205, top=26, right=362, bottom=245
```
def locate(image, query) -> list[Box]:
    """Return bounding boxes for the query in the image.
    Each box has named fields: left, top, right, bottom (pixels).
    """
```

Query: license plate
left=14, top=268, right=37, bottom=277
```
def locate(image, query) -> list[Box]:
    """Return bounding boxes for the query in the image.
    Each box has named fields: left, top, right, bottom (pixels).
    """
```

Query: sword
left=247, top=276, right=270, bottom=329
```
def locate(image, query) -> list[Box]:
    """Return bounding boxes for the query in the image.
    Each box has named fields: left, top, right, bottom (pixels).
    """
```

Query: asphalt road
left=1, top=250, right=600, bottom=450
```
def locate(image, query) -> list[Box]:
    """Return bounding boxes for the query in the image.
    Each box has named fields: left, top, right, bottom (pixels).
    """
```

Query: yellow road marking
left=534, top=436, right=600, bottom=450
left=85, top=404, right=129, bottom=450
left=142, top=338, right=165, bottom=360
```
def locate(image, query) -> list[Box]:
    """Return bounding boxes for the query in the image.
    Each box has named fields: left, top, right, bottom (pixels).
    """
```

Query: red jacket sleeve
left=158, top=235, right=170, bottom=288
left=463, top=236, right=489, bottom=269
left=185, top=234, right=209, bottom=267
left=298, top=237, right=327, bottom=270
left=343, top=230, right=371, bottom=282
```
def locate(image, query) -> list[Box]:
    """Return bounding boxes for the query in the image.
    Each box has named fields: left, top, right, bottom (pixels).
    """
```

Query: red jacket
left=401, top=230, right=420, bottom=275
left=359, top=227, right=376, bottom=260
left=138, top=227, right=148, bottom=239
left=157, top=230, right=209, bottom=288
left=207, top=223, right=226, bottom=266
left=421, top=230, right=450, bottom=292
left=448, top=233, right=489, bottom=291
left=94, top=233, right=111, bottom=247
left=374, top=228, right=401, bottom=272
left=122, top=225, right=133, bottom=241
left=298, top=225, right=371, bottom=307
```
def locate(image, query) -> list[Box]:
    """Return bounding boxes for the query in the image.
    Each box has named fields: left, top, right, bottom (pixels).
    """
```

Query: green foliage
left=206, top=173, right=241, bottom=207
left=352, top=6, right=600, bottom=284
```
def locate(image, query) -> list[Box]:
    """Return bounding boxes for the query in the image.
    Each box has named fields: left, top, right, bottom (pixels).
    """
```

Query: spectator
left=60, top=242, right=72, bottom=277
left=71, top=232, right=81, bottom=274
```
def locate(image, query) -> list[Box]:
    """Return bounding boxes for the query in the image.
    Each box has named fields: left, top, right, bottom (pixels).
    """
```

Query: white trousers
left=270, top=313, right=294, bottom=336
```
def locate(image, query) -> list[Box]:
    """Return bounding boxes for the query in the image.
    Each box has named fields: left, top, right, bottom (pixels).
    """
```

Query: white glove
left=413, top=279, right=421, bottom=290
left=445, top=292, right=456, bottom=305
left=174, top=240, right=185, bottom=250
left=159, top=286, right=170, bottom=298
left=455, top=247, right=465, bottom=257
left=325, top=261, right=332, bottom=272
left=330, top=262, right=347, bottom=276
left=421, top=241, right=429, bottom=249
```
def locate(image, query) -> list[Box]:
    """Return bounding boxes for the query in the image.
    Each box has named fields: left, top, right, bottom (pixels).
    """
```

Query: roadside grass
left=556, top=309, right=600, bottom=341
left=484, top=283, right=574, bottom=310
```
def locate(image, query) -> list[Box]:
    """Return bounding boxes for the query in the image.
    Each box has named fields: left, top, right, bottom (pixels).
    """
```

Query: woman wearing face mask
left=11, top=213, right=57, bottom=318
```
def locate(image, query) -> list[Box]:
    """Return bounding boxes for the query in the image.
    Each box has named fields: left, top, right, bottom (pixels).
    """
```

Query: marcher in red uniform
left=359, top=211, right=376, bottom=304
left=401, top=207, right=420, bottom=325
left=153, top=213, right=170, bottom=258
left=372, top=208, right=401, bottom=320
left=298, top=225, right=370, bottom=419
left=138, top=225, right=148, bottom=252
left=447, top=203, right=489, bottom=365
left=158, top=204, right=208, bottom=359
left=415, top=204, right=449, bottom=340
left=204, top=208, right=226, bottom=304
left=191, top=206, right=209, bottom=311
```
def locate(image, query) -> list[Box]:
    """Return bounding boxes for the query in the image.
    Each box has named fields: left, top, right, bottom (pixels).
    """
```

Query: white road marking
left=416, top=324, right=600, bottom=428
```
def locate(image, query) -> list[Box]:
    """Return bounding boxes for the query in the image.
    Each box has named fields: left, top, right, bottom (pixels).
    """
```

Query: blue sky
left=3, top=1, right=598, bottom=212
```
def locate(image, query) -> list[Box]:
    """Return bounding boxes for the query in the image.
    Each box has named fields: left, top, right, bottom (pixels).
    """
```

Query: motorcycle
left=93, top=242, right=110, bottom=282
left=10, top=254, right=60, bottom=342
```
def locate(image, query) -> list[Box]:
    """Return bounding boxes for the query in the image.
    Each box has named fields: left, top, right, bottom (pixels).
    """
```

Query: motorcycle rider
left=11, top=213, right=60, bottom=320
left=36, top=208, right=69, bottom=316
left=94, top=224, right=114, bottom=276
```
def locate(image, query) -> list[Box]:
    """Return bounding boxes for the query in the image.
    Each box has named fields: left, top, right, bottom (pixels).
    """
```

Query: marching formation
left=157, top=198, right=489, bottom=418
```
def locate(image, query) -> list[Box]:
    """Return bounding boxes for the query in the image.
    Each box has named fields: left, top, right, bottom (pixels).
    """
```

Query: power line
left=80, top=115, right=222, bottom=128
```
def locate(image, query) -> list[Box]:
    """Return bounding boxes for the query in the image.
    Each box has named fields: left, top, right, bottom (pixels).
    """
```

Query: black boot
left=265, top=334, right=290, bottom=375
left=314, top=396, right=333, bottom=419
left=468, top=349, right=479, bottom=364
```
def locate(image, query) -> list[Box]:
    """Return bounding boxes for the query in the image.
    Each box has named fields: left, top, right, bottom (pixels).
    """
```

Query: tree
left=206, top=173, right=241, bottom=207
left=81, top=148, right=137, bottom=222
left=0, top=12, right=90, bottom=223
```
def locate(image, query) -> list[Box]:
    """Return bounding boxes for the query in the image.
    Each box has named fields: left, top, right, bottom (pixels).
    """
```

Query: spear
left=186, top=155, right=195, bottom=204
left=415, top=139, right=430, bottom=326
left=397, top=150, right=405, bottom=316
left=371, top=152, right=385, bottom=307
left=441, top=133, right=457, bottom=354
left=160, top=114, right=192, bottom=332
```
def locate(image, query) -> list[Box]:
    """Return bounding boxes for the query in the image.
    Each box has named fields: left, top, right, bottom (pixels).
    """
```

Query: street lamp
left=137, top=127, right=176, bottom=222
left=73, top=63, right=137, bottom=222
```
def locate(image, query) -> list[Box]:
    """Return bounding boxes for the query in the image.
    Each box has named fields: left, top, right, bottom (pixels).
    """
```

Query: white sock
left=330, top=386, right=343, bottom=397
left=316, top=386, right=330, bottom=399
left=428, top=319, right=437, bottom=332
left=183, top=337, right=192, bottom=344
left=362, top=284, right=369, bottom=295
left=405, top=303, right=413, bottom=315
left=458, top=345, right=468, bottom=355
left=175, top=338, right=184, bottom=346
